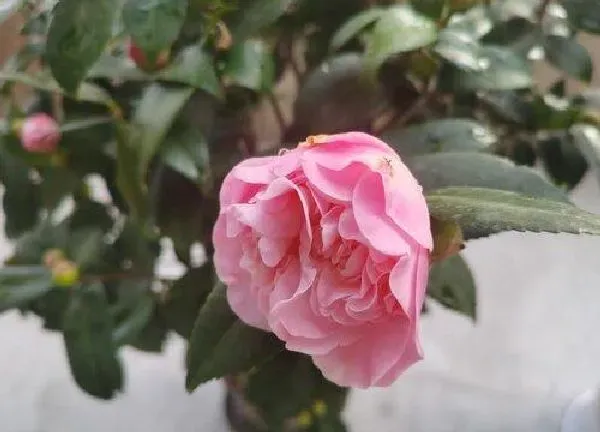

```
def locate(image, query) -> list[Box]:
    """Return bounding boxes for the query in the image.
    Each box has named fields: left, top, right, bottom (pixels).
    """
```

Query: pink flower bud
left=20, top=113, right=61, bottom=153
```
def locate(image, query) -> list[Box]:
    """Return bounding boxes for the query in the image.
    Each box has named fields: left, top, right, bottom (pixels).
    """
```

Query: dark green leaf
left=0, top=266, right=53, bottom=312
left=122, top=0, right=188, bottom=60
left=444, top=46, right=532, bottom=91
left=67, top=228, right=106, bottom=271
left=0, top=71, right=112, bottom=104
left=479, top=90, right=534, bottom=125
left=544, top=35, right=593, bottom=82
left=411, top=0, right=446, bottom=19
left=382, top=118, right=496, bottom=158
left=246, top=352, right=349, bottom=429
left=435, top=28, right=483, bottom=71
left=63, top=282, right=124, bottom=399
left=427, top=254, right=476, bottom=320
left=88, top=54, right=149, bottom=81
left=563, top=0, right=600, bottom=34
left=158, top=45, right=222, bottom=97
left=228, top=0, right=294, bottom=40
left=185, top=283, right=283, bottom=391
left=128, top=307, right=168, bottom=353
left=46, top=0, right=119, bottom=93
left=134, top=84, right=194, bottom=177
left=426, top=187, right=600, bottom=239
left=30, top=289, right=71, bottom=331
left=38, top=168, right=80, bottom=210
left=162, top=265, right=214, bottom=338
left=113, top=293, right=155, bottom=346
left=160, top=127, right=210, bottom=184
left=224, top=40, right=275, bottom=93
left=364, top=5, right=437, bottom=71
left=10, top=221, right=68, bottom=265
left=330, top=7, right=384, bottom=51
left=408, top=152, right=569, bottom=202
left=539, top=135, right=588, bottom=190
left=0, top=147, right=41, bottom=239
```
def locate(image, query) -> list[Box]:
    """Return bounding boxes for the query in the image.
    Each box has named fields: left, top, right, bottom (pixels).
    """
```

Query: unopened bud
left=128, top=40, right=170, bottom=72
left=295, top=410, right=313, bottom=428
left=19, top=113, right=61, bottom=153
left=51, top=260, right=80, bottom=287
left=43, top=249, right=65, bottom=268
left=312, top=400, right=327, bottom=417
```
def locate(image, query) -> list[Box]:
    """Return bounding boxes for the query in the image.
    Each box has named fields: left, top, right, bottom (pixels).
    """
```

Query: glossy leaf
left=0, top=266, right=53, bottom=313
left=408, top=152, right=569, bottom=202
left=162, top=265, right=214, bottom=338
left=67, top=228, right=106, bottom=271
left=539, top=135, right=588, bottom=190
left=224, top=40, right=275, bottom=92
left=185, top=283, right=283, bottom=391
left=158, top=45, right=222, bottom=97
left=246, top=352, right=348, bottom=430
left=46, top=0, right=119, bottom=93
left=228, top=0, right=295, bottom=39
left=428, top=254, right=476, bottom=320
left=122, top=0, right=188, bottom=60
left=160, top=127, right=210, bottom=185
left=445, top=46, right=533, bottom=91
left=435, top=28, right=483, bottom=71
left=113, top=293, right=155, bottom=347
left=382, top=118, right=496, bottom=158
left=63, top=282, right=124, bottom=399
left=426, top=187, right=600, bottom=239
left=544, top=35, right=593, bottom=82
left=330, top=7, right=384, bottom=51
left=364, top=5, right=437, bottom=71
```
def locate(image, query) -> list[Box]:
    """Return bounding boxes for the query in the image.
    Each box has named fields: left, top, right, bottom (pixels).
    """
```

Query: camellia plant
left=3, top=0, right=600, bottom=430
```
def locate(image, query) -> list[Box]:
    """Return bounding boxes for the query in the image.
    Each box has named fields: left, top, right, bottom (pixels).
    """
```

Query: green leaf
left=162, top=265, right=214, bottom=338
left=122, top=0, right=188, bottom=61
left=571, top=124, right=600, bottom=186
left=382, top=118, right=496, bottom=158
left=224, top=40, right=275, bottom=93
left=426, top=187, right=600, bottom=239
left=133, top=84, right=194, bottom=176
left=228, top=0, right=295, bottom=40
left=160, top=127, right=210, bottom=184
left=364, top=5, right=438, bottom=72
left=408, top=152, right=569, bottom=202
left=411, top=0, right=446, bottom=19
left=435, top=27, right=483, bottom=71
left=539, top=135, right=588, bottom=190
left=544, top=35, right=593, bottom=82
left=444, top=46, right=532, bottom=91
left=563, top=0, right=600, bottom=34
left=0, top=147, right=41, bottom=239
left=0, top=72, right=112, bottom=105
left=113, top=293, right=155, bottom=346
left=330, top=7, right=384, bottom=51
left=427, top=254, right=476, bottom=320
left=158, top=45, right=222, bottom=97
left=116, top=84, right=193, bottom=222
left=63, top=282, right=124, bottom=399
left=0, top=266, right=53, bottom=312
left=38, top=167, right=80, bottom=210
left=46, top=0, right=119, bottom=93
left=185, top=283, right=283, bottom=391
left=246, top=352, right=348, bottom=429
left=67, top=228, right=106, bottom=271
left=88, top=54, right=150, bottom=81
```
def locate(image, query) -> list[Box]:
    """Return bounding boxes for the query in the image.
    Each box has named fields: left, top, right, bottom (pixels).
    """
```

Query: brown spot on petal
left=298, top=134, right=330, bottom=148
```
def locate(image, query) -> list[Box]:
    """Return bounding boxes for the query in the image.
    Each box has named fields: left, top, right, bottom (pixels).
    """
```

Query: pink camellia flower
left=213, top=132, right=432, bottom=388
left=20, top=113, right=61, bottom=153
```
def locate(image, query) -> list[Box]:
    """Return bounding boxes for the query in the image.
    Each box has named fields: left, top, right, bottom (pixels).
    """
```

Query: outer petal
left=352, top=171, right=412, bottom=256
left=311, top=317, right=419, bottom=388
left=389, top=247, right=430, bottom=322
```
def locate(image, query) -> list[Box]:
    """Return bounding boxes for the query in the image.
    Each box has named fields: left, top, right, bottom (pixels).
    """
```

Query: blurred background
left=2, top=3, right=600, bottom=432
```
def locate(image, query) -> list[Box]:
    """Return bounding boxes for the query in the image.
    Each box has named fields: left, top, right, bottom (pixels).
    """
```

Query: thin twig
left=373, top=80, right=436, bottom=134
left=267, top=92, right=287, bottom=138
